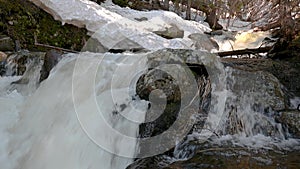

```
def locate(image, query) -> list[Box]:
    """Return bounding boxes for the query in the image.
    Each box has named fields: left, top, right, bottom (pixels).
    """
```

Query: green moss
left=112, top=0, right=128, bottom=7
left=0, top=0, right=89, bottom=51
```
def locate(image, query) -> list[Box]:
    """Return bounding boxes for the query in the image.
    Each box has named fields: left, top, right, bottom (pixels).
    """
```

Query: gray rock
left=188, top=33, right=219, bottom=51
left=81, top=37, right=108, bottom=53
left=0, top=35, right=15, bottom=51
left=134, top=17, right=148, bottom=22
left=6, top=50, right=44, bottom=76
left=209, top=30, right=236, bottom=40
left=8, top=51, right=44, bottom=95
left=39, top=50, right=62, bottom=82
left=277, top=110, right=300, bottom=137
left=153, top=24, right=184, bottom=39
left=0, top=51, right=7, bottom=62
left=230, top=69, right=288, bottom=111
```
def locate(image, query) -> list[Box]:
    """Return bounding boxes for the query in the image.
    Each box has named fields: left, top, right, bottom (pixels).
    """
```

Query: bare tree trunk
left=174, top=0, right=180, bottom=14
left=205, top=8, right=223, bottom=30
left=186, top=0, right=191, bottom=20
left=164, top=0, right=169, bottom=10
left=280, top=0, right=295, bottom=41
left=181, top=0, right=184, bottom=12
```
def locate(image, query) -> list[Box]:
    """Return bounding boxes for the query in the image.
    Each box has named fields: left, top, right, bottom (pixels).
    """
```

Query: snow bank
left=29, top=0, right=213, bottom=51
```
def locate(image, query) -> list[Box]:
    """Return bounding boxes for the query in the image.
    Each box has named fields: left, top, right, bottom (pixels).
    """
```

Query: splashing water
left=1, top=52, right=149, bottom=169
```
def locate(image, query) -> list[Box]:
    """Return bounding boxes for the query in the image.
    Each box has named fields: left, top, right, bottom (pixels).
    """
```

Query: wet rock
left=154, top=24, right=184, bottom=39
left=0, top=60, right=6, bottom=76
left=205, top=30, right=236, bottom=41
left=0, top=51, right=7, bottom=76
left=0, top=35, right=15, bottom=51
left=136, top=49, right=212, bottom=157
left=7, top=51, right=44, bottom=95
left=133, top=49, right=298, bottom=168
left=90, top=0, right=105, bottom=4
left=134, top=17, right=148, bottom=22
left=110, top=38, right=145, bottom=52
left=166, top=147, right=300, bottom=169
left=39, top=50, right=62, bottom=82
left=277, top=110, right=300, bottom=138
left=0, top=51, right=7, bottom=61
left=230, top=69, right=288, bottom=111
left=221, top=58, right=300, bottom=97
left=5, top=50, right=45, bottom=76
left=81, top=37, right=108, bottom=53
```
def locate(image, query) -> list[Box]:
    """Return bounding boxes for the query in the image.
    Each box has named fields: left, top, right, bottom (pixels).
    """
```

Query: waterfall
left=174, top=63, right=300, bottom=160
left=1, top=52, right=148, bottom=169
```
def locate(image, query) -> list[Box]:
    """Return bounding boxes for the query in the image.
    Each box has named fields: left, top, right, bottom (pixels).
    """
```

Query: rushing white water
left=173, top=66, right=300, bottom=160
left=0, top=52, right=148, bottom=169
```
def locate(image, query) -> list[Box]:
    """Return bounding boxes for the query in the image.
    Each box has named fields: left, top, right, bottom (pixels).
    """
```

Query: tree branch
left=214, top=46, right=273, bottom=57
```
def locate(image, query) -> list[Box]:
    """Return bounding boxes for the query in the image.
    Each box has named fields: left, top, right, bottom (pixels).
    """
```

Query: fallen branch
left=214, top=46, right=273, bottom=57
left=34, top=42, right=79, bottom=53
left=196, top=147, right=248, bottom=153
left=34, top=33, right=79, bottom=53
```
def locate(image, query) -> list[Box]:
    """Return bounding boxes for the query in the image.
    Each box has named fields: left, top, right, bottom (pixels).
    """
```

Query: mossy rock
left=0, top=0, right=89, bottom=51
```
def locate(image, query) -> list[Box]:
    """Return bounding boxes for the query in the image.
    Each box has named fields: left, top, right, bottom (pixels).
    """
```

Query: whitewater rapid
left=0, top=52, right=148, bottom=169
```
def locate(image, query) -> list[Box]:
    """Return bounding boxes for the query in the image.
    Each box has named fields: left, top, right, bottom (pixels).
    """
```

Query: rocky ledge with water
left=1, top=44, right=300, bottom=169
left=0, top=0, right=299, bottom=169
left=127, top=49, right=300, bottom=169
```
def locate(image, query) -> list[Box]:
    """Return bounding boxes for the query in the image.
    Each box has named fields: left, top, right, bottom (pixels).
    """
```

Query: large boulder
left=131, top=49, right=298, bottom=169
left=137, top=50, right=290, bottom=136
left=221, top=58, right=300, bottom=97
left=230, top=69, right=288, bottom=111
